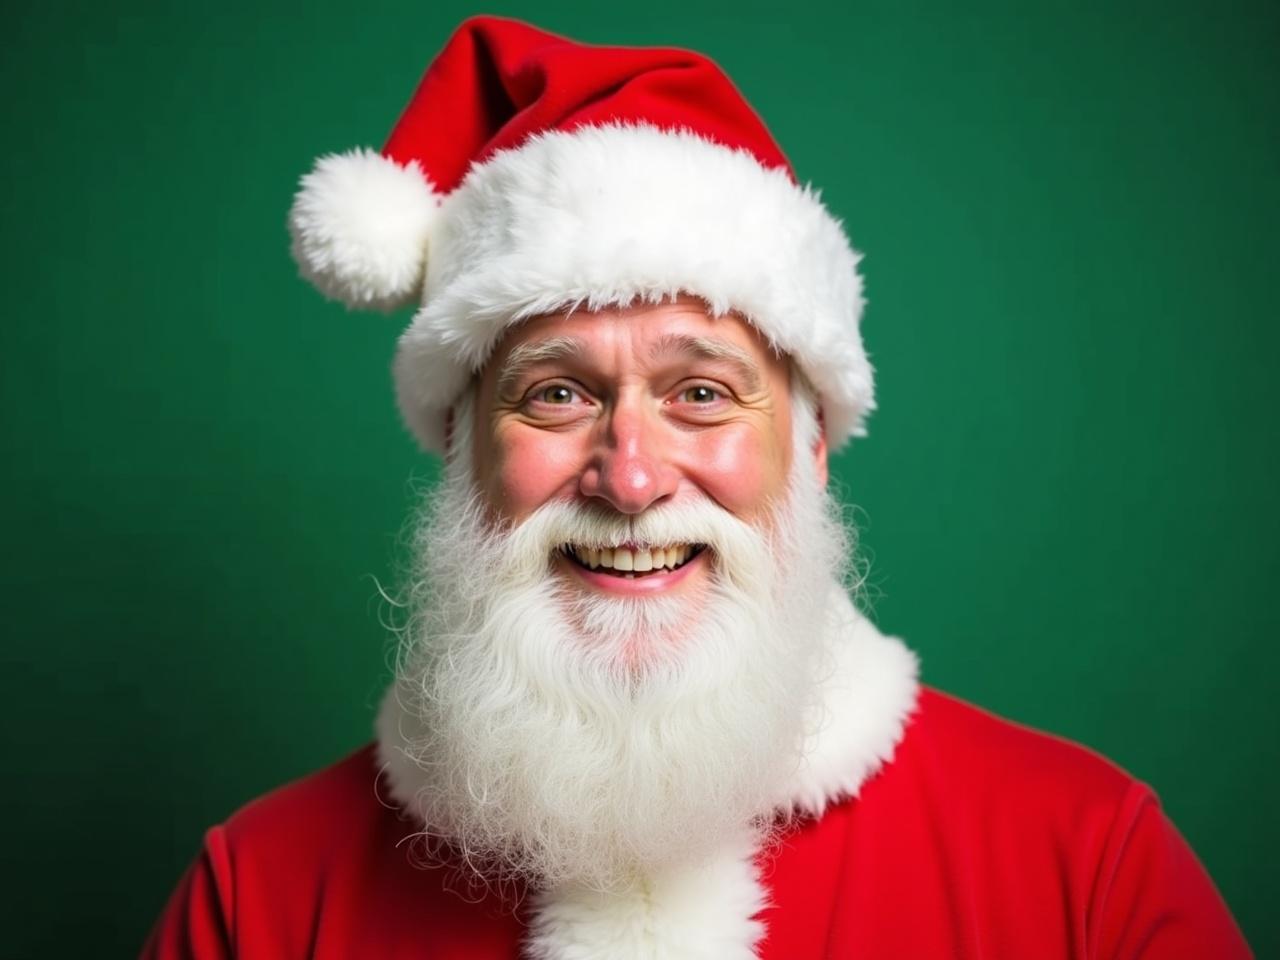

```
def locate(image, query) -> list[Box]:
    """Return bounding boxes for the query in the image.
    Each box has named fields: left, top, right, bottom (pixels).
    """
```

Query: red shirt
left=143, top=688, right=1250, bottom=958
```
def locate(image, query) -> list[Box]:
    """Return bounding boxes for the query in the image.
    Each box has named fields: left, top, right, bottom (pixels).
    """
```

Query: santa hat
left=288, top=16, right=874, bottom=453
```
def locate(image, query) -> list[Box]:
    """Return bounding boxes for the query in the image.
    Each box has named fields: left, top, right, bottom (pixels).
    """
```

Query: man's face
left=383, top=298, right=847, bottom=889
left=470, top=297, right=827, bottom=613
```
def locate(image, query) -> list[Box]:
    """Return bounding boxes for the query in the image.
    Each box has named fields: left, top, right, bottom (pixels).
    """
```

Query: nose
left=578, top=400, right=679, bottom=514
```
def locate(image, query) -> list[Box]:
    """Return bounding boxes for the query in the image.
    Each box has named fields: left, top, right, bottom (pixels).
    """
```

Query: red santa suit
left=143, top=603, right=1249, bottom=959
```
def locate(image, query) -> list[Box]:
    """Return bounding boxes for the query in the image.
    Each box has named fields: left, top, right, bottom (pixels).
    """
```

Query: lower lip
left=558, top=549, right=707, bottom=596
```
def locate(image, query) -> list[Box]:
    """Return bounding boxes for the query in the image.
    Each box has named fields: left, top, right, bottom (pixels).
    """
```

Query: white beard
left=379, top=399, right=851, bottom=893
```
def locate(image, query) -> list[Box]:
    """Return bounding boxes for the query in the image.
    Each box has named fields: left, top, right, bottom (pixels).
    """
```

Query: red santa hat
left=288, top=16, right=874, bottom=453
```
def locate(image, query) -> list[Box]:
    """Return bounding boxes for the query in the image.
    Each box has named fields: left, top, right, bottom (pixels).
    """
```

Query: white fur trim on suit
left=526, top=830, right=766, bottom=960
left=377, top=592, right=917, bottom=959
left=288, top=148, right=440, bottom=311
left=391, top=123, right=875, bottom=453
left=784, top=588, right=920, bottom=816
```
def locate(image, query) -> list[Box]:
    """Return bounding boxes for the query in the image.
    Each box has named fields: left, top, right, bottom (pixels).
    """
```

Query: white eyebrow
left=494, top=336, right=586, bottom=396
left=648, top=333, right=765, bottom=394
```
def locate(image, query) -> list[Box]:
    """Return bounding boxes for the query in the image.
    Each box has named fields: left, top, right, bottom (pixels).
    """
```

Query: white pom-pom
left=287, top=148, right=439, bottom=311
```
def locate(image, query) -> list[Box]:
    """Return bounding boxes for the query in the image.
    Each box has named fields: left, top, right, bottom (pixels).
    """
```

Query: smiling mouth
left=559, top=543, right=708, bottom=578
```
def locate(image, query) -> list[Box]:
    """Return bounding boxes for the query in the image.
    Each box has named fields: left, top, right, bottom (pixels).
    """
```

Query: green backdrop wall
left=2, top=0, right=1275, bottom=954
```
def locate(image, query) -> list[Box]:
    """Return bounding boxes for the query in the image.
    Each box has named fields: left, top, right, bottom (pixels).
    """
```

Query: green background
left=2, top=0, right=1274, bottom=954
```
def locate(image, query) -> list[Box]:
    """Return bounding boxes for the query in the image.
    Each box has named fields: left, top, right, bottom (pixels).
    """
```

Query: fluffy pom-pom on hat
left=288, top=149, right=439, bottom=312
left=288, top=16, right=876, bottom=452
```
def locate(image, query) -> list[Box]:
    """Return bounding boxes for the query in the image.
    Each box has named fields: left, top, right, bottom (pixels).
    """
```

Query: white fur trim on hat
left=288, top=148, right=440, bottom=311
left=392, top=123, right=875, bottom=453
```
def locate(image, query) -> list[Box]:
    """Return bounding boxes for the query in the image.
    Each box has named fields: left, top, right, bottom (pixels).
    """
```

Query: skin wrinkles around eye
left=669, top=381, right=730, bottom=411
left=535, top=384, right=579, bottom=405
left=656, top=351, right=775, bottom=410
left=513, top=368, right=765, bottom=431
left=658, top=381, right=772, bottom=434
left=519, top=379, right=596, bottom=420
left=669, top=370, right=773, bottom=411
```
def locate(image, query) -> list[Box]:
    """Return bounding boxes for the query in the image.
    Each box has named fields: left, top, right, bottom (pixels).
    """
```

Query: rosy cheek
left=489, top=428, right=587, bottom=519
left=682, top=428, right=787, bottom=517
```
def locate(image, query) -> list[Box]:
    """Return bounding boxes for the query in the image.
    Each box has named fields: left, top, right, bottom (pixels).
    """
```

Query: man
left=144, top=16, right=1250, bottom=959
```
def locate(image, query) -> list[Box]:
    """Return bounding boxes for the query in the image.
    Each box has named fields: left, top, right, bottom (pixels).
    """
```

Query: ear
left=813, top=405, right=829, bottom=487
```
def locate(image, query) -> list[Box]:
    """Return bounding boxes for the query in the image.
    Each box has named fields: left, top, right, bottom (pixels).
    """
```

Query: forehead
left=483, top=298, right=788, bottom=378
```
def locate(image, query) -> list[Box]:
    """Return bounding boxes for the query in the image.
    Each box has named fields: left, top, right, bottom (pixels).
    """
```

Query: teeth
left=567, top=543, right=700, bottom=573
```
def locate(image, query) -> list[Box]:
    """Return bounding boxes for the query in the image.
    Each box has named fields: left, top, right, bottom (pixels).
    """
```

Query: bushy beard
left=379, top=397, right=851, bottom=893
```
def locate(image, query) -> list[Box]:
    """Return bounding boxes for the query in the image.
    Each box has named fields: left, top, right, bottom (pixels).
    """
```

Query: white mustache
left=490, top=496, right=776, bottom=593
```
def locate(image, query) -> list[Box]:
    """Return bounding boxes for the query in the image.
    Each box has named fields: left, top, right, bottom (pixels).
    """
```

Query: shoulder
left=772, top=689, right=1251, bottom=957
left=899, top=685, right=1144, bottom=806
left=832, top=685, right=1159, bottom=894
left=222, top=743, right=390, bottom=848
left=894, top=691, right=1252, bottom=956
left=215, top=742, right=415, bottom=898
left=224, top=743, right=386, bottom=828
left=144, top=745, right=412, bottom=959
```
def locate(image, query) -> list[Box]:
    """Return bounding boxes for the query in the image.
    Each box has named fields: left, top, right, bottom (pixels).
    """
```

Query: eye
left=680, top=385, right=722, bottom=404
left=537, top=384, right=578, bottom=404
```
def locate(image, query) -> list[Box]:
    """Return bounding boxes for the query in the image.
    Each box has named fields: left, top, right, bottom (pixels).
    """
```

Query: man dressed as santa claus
left=144, top=16, right=1250, bottom=959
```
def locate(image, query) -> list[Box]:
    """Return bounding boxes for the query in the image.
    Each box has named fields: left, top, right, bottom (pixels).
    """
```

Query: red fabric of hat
left=384, top=17, right=794, bottom=194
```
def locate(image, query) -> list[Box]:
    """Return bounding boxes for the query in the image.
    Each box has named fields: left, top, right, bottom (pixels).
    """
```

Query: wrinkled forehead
left=478, top=296, right=793, bottom=392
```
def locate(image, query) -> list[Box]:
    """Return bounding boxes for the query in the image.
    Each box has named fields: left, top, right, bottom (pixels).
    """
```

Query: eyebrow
left=495, top=336, right=586, bottom=396
left=648, top=333, right=765, bottom=394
